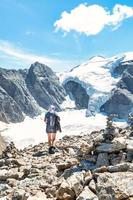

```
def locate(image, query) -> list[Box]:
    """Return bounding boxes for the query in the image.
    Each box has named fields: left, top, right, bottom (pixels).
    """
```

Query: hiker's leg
left=51, top=133, right=56, bottom=146
left=48, top=133, right=52, bottom=147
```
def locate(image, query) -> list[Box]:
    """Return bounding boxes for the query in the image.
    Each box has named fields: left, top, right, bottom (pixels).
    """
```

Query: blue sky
left=0, top=0, right=133, bottom=71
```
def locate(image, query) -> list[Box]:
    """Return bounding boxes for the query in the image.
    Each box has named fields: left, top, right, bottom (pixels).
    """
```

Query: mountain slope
left=61, top=53, right=133, bottom=118
left=0, top=62, right=66, bottom=123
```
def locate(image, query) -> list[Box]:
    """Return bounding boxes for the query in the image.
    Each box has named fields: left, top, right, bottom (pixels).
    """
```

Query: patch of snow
left=61, top=95, right=76, bottom=109
left=124, top=52, right=133, bottom=61
left=1, top=109, right=128, bottom=149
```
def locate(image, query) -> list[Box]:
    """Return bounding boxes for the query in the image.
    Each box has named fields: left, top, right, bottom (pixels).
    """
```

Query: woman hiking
left=44, top=105, right=61, bottom=154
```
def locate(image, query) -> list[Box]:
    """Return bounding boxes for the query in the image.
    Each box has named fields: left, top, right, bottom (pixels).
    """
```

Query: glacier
left=60, top=53, right=133, bottom=116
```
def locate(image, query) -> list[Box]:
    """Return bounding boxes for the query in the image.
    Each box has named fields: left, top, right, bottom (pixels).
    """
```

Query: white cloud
left=0, top=40, right=61, bottom=68
left=0, top=40, right=80, bottom=71
left=54, top=4, right=133, bottom=36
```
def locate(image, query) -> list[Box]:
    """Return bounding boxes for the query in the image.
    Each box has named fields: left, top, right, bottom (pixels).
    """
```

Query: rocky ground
left=0, top=117, right=133, bottom=200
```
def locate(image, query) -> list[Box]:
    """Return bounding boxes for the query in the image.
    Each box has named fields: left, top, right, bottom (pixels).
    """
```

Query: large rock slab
left=76, top=186, right=98, bottom=200
left=96, top=153, right=109, bottom=167
left=97, top=172, right=133, bottom=199
left=100, top=88, right=133, bottom=119
left=96, top=141, right=126, bottom=153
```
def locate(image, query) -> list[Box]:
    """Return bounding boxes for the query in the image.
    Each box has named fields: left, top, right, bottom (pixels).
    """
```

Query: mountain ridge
left=61, top=52, right=133, bottom=118
left=0, top=52, right=133, bottom=123
left=0, top=62, right=66, bottom=123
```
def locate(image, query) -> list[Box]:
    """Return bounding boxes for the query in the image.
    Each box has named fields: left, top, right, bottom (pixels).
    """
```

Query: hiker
left=44, top=105, right=61, bottom=154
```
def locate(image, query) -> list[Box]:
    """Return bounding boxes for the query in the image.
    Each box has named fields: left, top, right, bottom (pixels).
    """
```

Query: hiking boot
left=51, top=146, right=59, bottom=153
left=48, top=146, right=55, bottom=154
left=51, top=146, right=55, bottom=150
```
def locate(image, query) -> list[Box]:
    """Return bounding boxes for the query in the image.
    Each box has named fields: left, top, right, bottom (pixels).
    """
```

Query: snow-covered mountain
left=60, top=52, right=133, bottom=118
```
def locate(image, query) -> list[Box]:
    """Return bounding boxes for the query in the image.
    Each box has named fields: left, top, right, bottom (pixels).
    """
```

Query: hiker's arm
left=44, top=117, right=47, bottom=123
left=44, top=113, right=47, bottom=123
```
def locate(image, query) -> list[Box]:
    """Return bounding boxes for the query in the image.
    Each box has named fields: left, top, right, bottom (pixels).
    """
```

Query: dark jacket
left=45, top=112, right=61, bottom=133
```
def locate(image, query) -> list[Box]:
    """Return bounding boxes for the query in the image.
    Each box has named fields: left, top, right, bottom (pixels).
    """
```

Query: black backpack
left=55, top=115, right=62, bottom=132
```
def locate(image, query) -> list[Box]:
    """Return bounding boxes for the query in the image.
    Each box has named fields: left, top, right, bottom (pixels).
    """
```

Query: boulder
left=107, top=163, right=133, bottom=173
left=56, top=180, right=76, bottom=200
left=56, top=158, right=79, bottom=171
left=0, top=168, right=19, bottom=181
left=96, top=172, right=133, bottom=199
left=96, top=153, right=109, bottom=168
left=89, top=179, right=96, bottom=193
left=12, top=189, right=27, bottom=200
left=76, top=186, right=98, bottom=200
left=67, top=172, right=84, bottom=197
left=96, top=141, right=126, bottom=153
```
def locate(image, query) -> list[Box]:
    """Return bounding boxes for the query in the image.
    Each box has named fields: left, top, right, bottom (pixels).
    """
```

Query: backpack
left=55, top=115, right=62, bottom=132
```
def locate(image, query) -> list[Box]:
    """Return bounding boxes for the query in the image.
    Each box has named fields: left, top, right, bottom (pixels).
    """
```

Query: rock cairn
left=0, top=119, right=133, bottom=199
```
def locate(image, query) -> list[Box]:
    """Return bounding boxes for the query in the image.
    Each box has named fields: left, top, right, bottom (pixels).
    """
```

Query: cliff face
left=101, top=63, right=133, bottom=118
left=0, top=62, right=66, bottom=123
left=26, top=62, right=66, bottom=110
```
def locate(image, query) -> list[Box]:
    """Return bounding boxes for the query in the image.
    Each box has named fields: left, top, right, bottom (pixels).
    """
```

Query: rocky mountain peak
left=61, top=53, right=133, bottom=119
left=0, top=62, right=66, bottom=123
left=28, top=62, right=58, bottom=81
left=88, top=55, right=106, bottom=62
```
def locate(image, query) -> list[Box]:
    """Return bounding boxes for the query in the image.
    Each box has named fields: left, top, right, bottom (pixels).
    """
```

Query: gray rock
left=0, top=168, right=19, bottom=181
left=107, top=163, right=133, bottom=173
left=56, top=180, right=76, bottom=200
left=120, top=65, right=133, bottom=93
left=76, top=186, right=98, bottom=200
left=0, top=86, right=24, bottom=123
left=113, top=62, right=132, bottom=76
left=89, top=179, right=96, bottom=193
left=12, top=189, right=27, bottom=200
left=96, top=153, right=109, bottom=168
left=127, top=150, right=133, bottom=162
left=63, top=80, right=89, bottom=109
left=96, top=172, right=133, bottom=199
left=127, top=139, right=133, bottom=151
left=101, top=64, right=133, bottom=119
left=27, top=191, right=47, bottom=200
left=100, top=88, right=133, bottom=119
left=56, top=158, right=78, bottom=171
left=96, top=141, right=126, bottom=153
left=0, top=184, right=10, bottom=192
left=84, top=171, right=93, bottom=186
left=67, top=172, right=85, bottom=197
